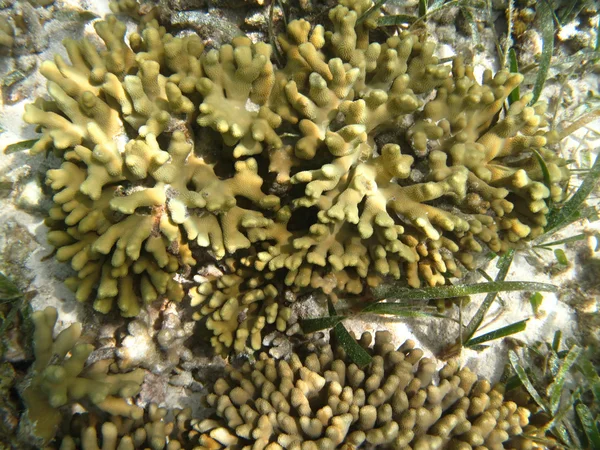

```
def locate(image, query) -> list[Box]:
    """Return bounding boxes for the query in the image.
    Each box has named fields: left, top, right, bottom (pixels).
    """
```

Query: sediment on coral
left=192, top=331, right=541, bottom=449
left=18, top=307, right=145, bottom=446
left=115, top=304, right=198, bottom=375
left=25, top=0, right=570, bottom=354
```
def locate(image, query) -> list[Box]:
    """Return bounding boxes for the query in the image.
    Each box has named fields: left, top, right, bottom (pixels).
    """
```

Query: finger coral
left=19, top=307, right=145, bottom=445
left=54, top=403, right=192, bottom=450
left=26, top=0, right=570, bottom=353
left=192, top=331, right=539, bottom=449
left=0, top=16, right=15, bottom=48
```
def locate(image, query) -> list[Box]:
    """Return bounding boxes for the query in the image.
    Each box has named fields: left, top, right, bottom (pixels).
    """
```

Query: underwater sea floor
left=0, top=0, right=599, bottom=431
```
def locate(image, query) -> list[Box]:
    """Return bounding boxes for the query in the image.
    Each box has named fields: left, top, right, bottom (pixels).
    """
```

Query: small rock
left=15, top=179, right=44, bottom=213
left=0, top=220, right=39, bottom=289
left=169, top=10, right=244, bottom=46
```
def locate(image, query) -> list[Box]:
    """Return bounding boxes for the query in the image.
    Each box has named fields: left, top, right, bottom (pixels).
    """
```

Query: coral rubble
left=26, top=0, right=570, bottom=353
left=193, top=331, right=539, bottom=449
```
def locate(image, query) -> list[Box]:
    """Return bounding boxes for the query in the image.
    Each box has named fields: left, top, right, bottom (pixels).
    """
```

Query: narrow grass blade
left=508, top=48, right=520, bottom=105
left=553, top=248, right=568, bottom=265
left=547, top=345, right=582, bottom=415
left=596, top=10, right=600, bottom=53
left=464, top=319, right=529, bottom=347
left=357, top=0, right=386, bottom=24
left=552, top=330, right=562, bottom=352
left=276, top=0, right=288, bottom=27
left=547, top=348, right=561, bottom=377
left=555, top=109, right=600, bottom=142
left=552, top=423, right=574, bottom=447
left=576, top=403, right=600, bottom=449
left=459, top=6, right=480, bottom=47
left=530, top=0, right=554, bottom=105
left=534, top=233, right=587, bottom=248
left=378, top=15, right=417, bottom=26
left=468, top=344, right=490, bottom=351
left=505, top=374, right=521, bottom=391
left=501, top=0, right=515, bottom=66
left=418, top=0, right=427, bottom=17
left=545, top=150, right=600, bottom=234
left=301, top=315, right=345, bottom=333
left=334, top=322, right=372, bottom=368
left=559, top=0, right=584, bottom=25
left=462, top=249, right=514, bottom=343
left=373, top=280, right=556, bottom=303
left=0, top=273, right=22, bottom=301
left=477, top=268, right=494, bottom=282
left=267, top=0, right=283, bottom=65
left=544, top=389, right=582, bottom=445
left=548, top=207, right=600, bottom=234
left=361, top=302, right=457, bottom=321
left=509, top=349, right=549, bottom=411
left=327, top=298, right=372, bottom=367
left=4, top=139, right=39, bottom=155
left=531, top=148, right=552, bottom=204
left=529, top=292, right=543, bottom=315
left=577, top=354, right=600, bottom=404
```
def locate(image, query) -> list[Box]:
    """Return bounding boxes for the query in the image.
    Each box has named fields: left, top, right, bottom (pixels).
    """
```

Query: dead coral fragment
left=194, top=331, right=537, bottom=449
left=116, top=304, right=196, bottom=374
left=19, top=307, right=145, bottom=445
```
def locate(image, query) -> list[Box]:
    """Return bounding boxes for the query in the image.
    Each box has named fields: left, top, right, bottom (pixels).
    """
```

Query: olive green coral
left=26, top=0, right=570, bottom=353
left=192, top=331, right=539, bottom=449
left=20, top=307, right=145, bottom=445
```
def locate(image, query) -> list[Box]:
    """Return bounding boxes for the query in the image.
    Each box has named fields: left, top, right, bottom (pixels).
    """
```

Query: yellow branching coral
left=190, top=257, right=292, bottom=355
left=53, top=403, right=192, bottom=450
left=192, top=331, right=540, bottom=449
left=27, top=0, right=569, bottom=352
left=0, top=16, right=14, bottom=48
left=19, top=307, right=145, bottom=445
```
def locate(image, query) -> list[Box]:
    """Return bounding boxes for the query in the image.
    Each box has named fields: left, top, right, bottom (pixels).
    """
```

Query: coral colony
left=26, top=310, right=543, bottom=449
left=20, top=0, right=571, bottom=447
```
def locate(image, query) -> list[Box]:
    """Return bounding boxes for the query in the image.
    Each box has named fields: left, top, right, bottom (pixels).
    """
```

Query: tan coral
left=192, top=331, right=539, bottom=449
left=190, top=258, right=292, bottom=355
left=27, top=22, right=280, bottom=316
left=19, top=307, right=145, bottom=445
left=196, top=38, right=281, bottom=158
left=54, top=403, right=192, bottom=450
left=27, top=0, right=571, bottom=349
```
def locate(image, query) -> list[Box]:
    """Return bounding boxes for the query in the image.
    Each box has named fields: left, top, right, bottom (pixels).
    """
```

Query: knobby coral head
left=193, top=330, right=541, bottom=449
left=25, top=0, right=570, bottom=354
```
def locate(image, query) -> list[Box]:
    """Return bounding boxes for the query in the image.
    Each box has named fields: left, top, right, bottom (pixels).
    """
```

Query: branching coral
left=19, top=307, right=145, bottom=445
left=54, top=403, right=192, bottom=450
left=0, top=16, right=15, bottom=48
left=190, top=257, right=292, bottom=355
left=26, top=0, right=570, bottom=353
left=192, top=331, right=540, bottom=449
